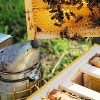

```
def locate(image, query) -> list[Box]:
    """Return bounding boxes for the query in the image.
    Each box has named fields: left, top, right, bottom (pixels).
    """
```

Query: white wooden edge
left=35, top=32, right=59, bottom=39
left=65, top=46, right=100, bottom=81
left=60, top=80, right=100, bottom=100
left=26, top=45, right=100, bottom=100
left=0, top=33, right=12, bottom=43
left=80, top=64, right=100, bottom=79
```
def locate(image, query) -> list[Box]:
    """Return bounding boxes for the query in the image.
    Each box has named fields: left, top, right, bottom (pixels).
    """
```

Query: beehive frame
left=26, top=44, right=100, bottom=100
left=25, top=0, right=59, bottom=40
left=25, top=0, right=100, bottom=40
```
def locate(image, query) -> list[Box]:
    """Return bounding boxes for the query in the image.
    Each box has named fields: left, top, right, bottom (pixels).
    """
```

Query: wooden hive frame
left=25, top=0, right=100, bottom=40
left=24, top=0, right=59, bottom=40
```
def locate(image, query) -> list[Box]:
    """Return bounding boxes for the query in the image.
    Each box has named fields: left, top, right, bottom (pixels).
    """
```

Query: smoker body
left=0, top=42, right=42, bottom=100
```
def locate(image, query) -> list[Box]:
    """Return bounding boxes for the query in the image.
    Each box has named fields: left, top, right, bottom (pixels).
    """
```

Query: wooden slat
left=24, top=0, right=35, bottom=40
left=80, top=64, right=100, bottom=79
left=60, top=80, right=100, bottom=100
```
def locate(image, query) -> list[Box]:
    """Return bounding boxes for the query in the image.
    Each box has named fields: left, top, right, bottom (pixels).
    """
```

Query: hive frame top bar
left=25, top=0, right=100, bottom=40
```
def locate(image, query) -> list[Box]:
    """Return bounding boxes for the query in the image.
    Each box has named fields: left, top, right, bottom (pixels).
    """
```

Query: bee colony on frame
left=25, top=0, right=100, bottom=40
left=26, top=45, right=100, bottom=100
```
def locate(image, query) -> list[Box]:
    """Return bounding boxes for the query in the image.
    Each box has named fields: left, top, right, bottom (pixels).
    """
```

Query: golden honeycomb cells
left=25, top=0, right=100, bottom=40
left=33, top=9, right=65, bottom=35
left=32, top=0, right=49, bottom=9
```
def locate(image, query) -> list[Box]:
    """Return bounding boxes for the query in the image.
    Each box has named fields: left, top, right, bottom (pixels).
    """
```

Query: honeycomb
left=25, top=0, right=100, bottom=40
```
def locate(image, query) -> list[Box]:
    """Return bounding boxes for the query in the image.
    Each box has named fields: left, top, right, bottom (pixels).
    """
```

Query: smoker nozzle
left=31, top=40, right=40, bottom=48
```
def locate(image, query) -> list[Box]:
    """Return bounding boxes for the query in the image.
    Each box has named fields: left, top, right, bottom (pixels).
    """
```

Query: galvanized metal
left=0, top=42, right=41, bottom=100
left=0, top=42, right=39, bottom=72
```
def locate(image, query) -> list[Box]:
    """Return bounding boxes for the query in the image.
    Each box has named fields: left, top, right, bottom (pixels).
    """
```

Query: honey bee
left=65, top=1, right=71, bottom=5
left=72, top=0, right=80, bottom=6
left=61, top=0, right=65, bottom=3
left=48, top=0, right=52, bottom=5
left=59, top=27, right=83, bottom=41
left=50, top=1, right=56, bottom=10
left=54, top=23, right=62, bottom=27
left=49, top=10, right=57, bottom=13
left=73, top=33, right=82, bottom=41
left=87, top=4, right=93, bottom=11
left=70, top=12, right=76, bottom=18
left=65, top=12, right=70, bottom=20
left=51, top=13, right=59, bottom=20
left=60, top=26, right=68, bottom=39
left=58, top=11, right=64, bottom=23
left=75, top=16, right=83, bottom=23
left=60, top=31, right=64, bottom=39
left=57, top=2, right=61, bottom=12
left=92, top=18, right=100, bottom=28
left=77, top=3, right=83, bottom=10
left=37, top=27, right=42, bottom=32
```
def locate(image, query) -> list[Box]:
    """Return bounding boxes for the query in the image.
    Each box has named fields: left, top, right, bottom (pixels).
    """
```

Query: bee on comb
left=72, top=33, right=83, bottom=41
left=92, top=17, right=100, bottom=28
left=72, top=0, right=81, bottom=6
left=61, top=0, right=65, bottom=4
left=54, top=23, right=62, bottom=27
left=49, top=10, right=57, bottom=13
left=77, top=3, right=83, bottom=10
left=65, top=1, right=71, bottom=5
left=70, top=12, right=76, bottom=18
left=60, top=26, right=68, bottom=39
left=51, top=13, right=59, bottom=20
left=75, top=16, right=83, bottom=23
left=65, top=12, right=70, bottom=20
left=37, top=27, right=42, bottom=32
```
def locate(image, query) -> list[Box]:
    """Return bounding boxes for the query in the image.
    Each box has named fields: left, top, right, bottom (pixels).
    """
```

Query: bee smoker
left=0, top=40, right=43, bottom=100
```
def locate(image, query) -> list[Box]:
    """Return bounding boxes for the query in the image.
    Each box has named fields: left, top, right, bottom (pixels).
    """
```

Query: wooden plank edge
left=80, top=64, right=100, bottom=79
left=60, top=80, right=100, bottom=100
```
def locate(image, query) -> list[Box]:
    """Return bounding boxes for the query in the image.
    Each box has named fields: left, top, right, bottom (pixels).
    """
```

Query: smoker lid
left=0, top=42, right=39, bottom=72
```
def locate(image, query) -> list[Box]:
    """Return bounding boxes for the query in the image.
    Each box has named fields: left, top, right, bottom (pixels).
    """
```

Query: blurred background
left=0, top=0, right=91, bottom=81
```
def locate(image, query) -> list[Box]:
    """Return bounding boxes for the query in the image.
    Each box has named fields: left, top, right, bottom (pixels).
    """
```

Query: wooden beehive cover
left=25, top=0, right=100, bottom=40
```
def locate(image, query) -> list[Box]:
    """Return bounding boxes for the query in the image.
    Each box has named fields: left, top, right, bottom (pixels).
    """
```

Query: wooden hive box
left=0, top=33, right=12, bottom=48
left=26, top=44, right=100, bottom=100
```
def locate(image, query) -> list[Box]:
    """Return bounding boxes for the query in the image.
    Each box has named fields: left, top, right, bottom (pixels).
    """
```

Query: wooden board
left=0, top=33, right=12, bottom=48
left=60, top=80, right=100, bottom=100
left=80, top=64, right=100, bottom=79
left=83, top=74, right=100, bottom=92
